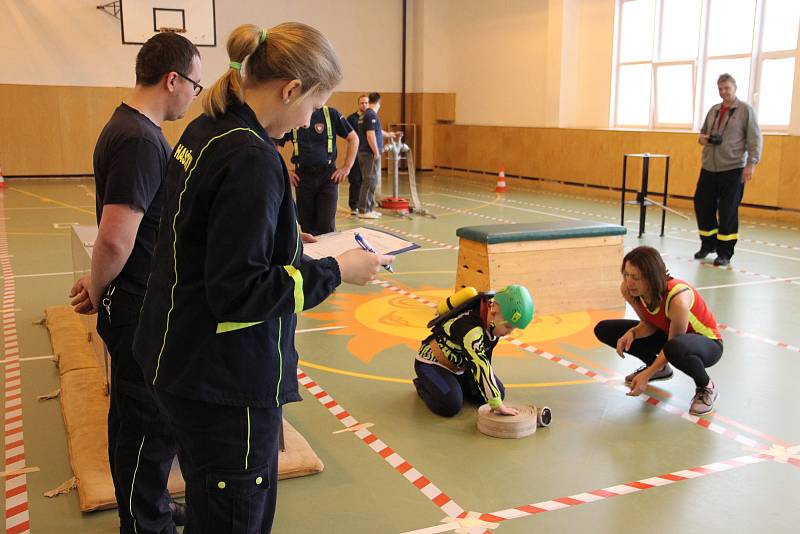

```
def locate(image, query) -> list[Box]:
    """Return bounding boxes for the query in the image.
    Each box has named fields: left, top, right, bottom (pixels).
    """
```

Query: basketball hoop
left=157, top=26, right=187, bottom=33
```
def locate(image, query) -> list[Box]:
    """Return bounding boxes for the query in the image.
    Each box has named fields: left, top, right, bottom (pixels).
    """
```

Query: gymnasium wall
left=0, top=0, right=459, bottom=175
left=433, top=125, right=800, bottom=217
left=426, top=0, right=798, bottom=217
left=0, top=85, right=455, bottom=176
left=0, top=0, right=404, bottom=90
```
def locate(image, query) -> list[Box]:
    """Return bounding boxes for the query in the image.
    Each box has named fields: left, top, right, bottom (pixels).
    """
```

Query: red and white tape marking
left=507, top=339, right=771, bottom=451
left=506, top=339, right=608, bottom=383
left=718, top=323, right=800, bottom=354
left=369, top=222, right=457, bottom=250
left=371, top=279, right=440, bottom=308
left=403, top=450, right=794, bottom=533
left=666, top=253, right=800, bottom=284
left=296, top=369, right=465, bottom=518
left=476, top=453, right=771, bottom=527
left=0, top=191, right=30, bottom=534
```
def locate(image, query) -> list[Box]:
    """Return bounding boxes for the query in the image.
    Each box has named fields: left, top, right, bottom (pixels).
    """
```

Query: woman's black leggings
left=594, top=319, right=723, bottom=388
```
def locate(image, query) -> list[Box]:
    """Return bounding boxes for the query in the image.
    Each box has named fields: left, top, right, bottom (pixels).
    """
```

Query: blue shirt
left=358, top=108, right=383, bottom=154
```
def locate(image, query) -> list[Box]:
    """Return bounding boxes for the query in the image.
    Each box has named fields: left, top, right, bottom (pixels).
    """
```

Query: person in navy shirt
left=346, top=94, right=369, bottom=214
left=278, top=105, right=358, bottom=235
left=356, top=92, right=395, bottom=219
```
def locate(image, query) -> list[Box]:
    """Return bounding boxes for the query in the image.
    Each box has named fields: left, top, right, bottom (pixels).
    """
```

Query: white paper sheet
left=302, top=227, right=419, bottom=259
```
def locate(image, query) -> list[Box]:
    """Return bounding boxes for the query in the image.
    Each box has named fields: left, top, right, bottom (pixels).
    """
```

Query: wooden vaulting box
left=454, top=221, right=627, bottom=314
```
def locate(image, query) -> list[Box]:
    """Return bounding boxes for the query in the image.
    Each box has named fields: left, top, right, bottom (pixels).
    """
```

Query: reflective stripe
left=688, top=312, right=719, bottom=339
left=283, top=265, right=304, bottom=313
left=244, top=407, right=251, bottom=469
left=129, top=436, right=147, bottom=534
left=216, top=321, right=264, bottom=334
left=153, top=127, right=265, bottom=385
left=665, top=283, right=693, bottom=320
left=290, top=220, right=301, bottom=264
left=291, top=106, right=333, bottom=157
left=698, top=228, right=718, bottom=237
left=717, top=233, right=739, bottom=241
left=275, top=317, right=283, bottom=405
left=322, top=105, right=333, bottom=154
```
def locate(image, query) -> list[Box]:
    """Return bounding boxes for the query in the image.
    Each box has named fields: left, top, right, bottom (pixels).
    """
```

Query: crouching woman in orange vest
left=594, top=246, right=723, bottom=415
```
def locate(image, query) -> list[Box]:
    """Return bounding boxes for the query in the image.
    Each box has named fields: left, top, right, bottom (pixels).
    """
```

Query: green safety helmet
left=494, top=285, right=534, bottom=329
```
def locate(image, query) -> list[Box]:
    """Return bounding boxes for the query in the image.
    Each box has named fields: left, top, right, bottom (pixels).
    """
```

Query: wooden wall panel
left=778, top=135, right=800, bottom=211
left=57, top=87, right=129, bottom=173
left=1, top=85, right=453, bottom=177
left=744, top=136, right=781, bottom=207
left=0, top=85, right=65, bottom=175
left=434, top=124, right=794, bottom=215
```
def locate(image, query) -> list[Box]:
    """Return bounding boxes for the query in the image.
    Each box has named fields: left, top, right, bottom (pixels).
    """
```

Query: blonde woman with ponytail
left=133, top=23, right=393, bottom=533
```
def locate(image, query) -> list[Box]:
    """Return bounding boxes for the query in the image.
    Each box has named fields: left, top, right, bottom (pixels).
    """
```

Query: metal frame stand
left=620, top=153, right=686, bottom=238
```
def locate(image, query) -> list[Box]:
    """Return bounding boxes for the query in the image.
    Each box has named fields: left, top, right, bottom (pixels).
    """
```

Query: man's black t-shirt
left=358, top=108, right=383, bottom=154
left=93, top=103, right=171, bottom=296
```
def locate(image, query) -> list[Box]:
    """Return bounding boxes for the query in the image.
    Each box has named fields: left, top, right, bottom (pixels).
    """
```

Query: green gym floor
left=2, top=173, right=799, bottom=533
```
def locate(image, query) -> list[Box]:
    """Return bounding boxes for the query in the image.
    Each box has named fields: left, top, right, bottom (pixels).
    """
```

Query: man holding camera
left=694, top=73, right=762, bottom=266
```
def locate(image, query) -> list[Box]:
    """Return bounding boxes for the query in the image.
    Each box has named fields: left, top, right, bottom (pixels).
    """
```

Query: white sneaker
left=358, top=211, right=381, bottom=219
left=689, top=380, right=718, bottom=416
left=350, top=209, right=358, bottom=215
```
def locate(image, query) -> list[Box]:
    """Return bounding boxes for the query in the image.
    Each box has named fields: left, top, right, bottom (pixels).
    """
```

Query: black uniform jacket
left=134, top=100, right=341, bottom=408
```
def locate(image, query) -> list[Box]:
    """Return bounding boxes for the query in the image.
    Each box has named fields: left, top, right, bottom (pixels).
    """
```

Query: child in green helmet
left=413, top=285, right=534, bottom=417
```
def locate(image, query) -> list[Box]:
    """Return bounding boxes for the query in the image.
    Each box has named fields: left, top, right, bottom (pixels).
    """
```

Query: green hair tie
left=229, top=61, right=242, bottom=71
left=259, top=28, right=268, bottom=45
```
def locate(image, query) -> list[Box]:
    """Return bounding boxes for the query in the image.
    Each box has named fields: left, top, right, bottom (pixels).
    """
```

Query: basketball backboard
left=119, top=0, right=216, bottom=46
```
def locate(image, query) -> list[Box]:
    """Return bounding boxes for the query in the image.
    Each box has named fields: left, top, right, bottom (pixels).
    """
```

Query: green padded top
left=456, top=220, right=627, bottom=244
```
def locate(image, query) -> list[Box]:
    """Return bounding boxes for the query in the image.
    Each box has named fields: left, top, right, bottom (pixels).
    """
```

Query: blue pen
left=355, top=232, right=394, bottom=273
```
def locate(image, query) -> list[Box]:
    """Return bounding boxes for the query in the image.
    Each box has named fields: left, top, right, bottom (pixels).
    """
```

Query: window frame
left=613, top=0, right=798, bottom=132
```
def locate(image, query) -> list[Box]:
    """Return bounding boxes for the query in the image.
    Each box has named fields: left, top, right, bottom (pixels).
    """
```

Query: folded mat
left=44, top=306, right=323, bottom=512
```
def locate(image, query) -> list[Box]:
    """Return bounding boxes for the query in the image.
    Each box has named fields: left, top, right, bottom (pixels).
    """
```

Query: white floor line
left=0, top=271, right=74, bottom=280
left=431, top=192, right=581, bottom=221
left=3, top=205, right=96, bottom=211
left=665, top=234, right=800, bottom=262
left=696, top=277, right=800, bottom=291
left=406, top=247, right=454, bottom=253
left=295, top=326, right=346, bottom=334
left=1, top=355, right=55, bottom=364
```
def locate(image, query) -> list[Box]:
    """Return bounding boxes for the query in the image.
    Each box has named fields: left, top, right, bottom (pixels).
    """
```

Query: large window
left=613, top=0, right=800, bottom=131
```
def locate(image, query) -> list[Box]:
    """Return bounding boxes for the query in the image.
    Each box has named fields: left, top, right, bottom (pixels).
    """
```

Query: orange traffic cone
left=495, top=165, right=507, bottom=193
left=0, top=167, right=5, bottom=189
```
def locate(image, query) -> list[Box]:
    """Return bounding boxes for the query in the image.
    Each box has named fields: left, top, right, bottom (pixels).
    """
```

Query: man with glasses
left=176, top=71, right=203, bottom=96
left=694, top=73, right=762, bottom=266
left=69, top=32, right=201, bottom=534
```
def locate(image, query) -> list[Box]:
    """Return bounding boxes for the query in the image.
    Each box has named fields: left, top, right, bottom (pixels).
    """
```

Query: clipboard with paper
left=302, top=227, right=419, bottom=259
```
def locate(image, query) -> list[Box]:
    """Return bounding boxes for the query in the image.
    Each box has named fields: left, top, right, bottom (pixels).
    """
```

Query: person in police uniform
left=346, top=94, right=369, bottom=214
left=280, top=105, right=358, bottom=235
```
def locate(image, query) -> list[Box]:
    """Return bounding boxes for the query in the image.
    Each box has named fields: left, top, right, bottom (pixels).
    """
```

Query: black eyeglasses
left=176, top=72, right=203, bottom=96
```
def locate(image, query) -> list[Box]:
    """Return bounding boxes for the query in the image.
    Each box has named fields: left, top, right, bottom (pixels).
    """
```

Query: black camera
left=708, top=134, right=723, bottom=145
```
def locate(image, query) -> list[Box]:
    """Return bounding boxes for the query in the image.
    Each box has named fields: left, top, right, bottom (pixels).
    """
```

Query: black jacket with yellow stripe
left=133, top=100, right=341, bottom=408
